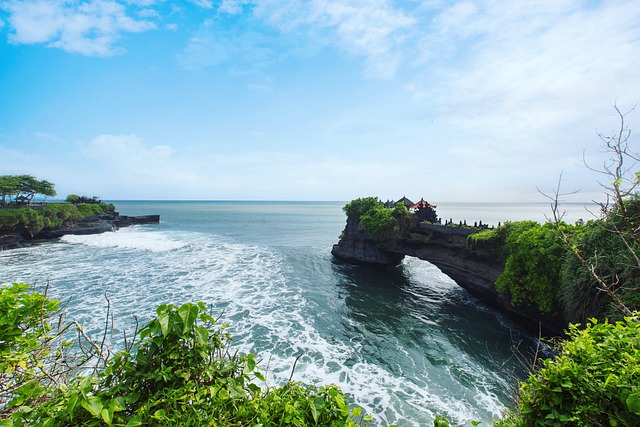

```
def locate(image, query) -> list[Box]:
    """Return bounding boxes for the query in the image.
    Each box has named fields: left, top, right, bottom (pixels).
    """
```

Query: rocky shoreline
left=0, top=211, right=160, bottom=250
left=332, top=219, right=567, bottom=336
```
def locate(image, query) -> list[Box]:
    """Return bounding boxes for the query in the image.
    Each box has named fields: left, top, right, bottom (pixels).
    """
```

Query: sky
left=0, top=0, right=639, bottom=202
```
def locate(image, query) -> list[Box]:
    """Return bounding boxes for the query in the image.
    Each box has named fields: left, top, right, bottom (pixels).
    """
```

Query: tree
left=0, top=175, right=57, bottom=205
left=0, top=175, right=19, bottom=204
left=542, top=104, right=640, bottom=319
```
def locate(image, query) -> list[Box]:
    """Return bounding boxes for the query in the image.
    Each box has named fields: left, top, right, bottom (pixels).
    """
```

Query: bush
left=342, top=197, right=415, bottom=240
left=497, top=315, right=640, bottom=427
left=75, top=203, right=114, bottom=217
left=467, top=225, right=510, bottom=258
left=360, top=205, right=397, bottom=236
left=0, top=283, right=62, bottom=415
left=1, top=285, right=364, bottom=427
left=560, top=205, right=640, bottom=324
left=0, top=203, right=115, bottom=237
left=493, top=222, right=569, bottom=314
left=343, top=197, right=382, bottom=223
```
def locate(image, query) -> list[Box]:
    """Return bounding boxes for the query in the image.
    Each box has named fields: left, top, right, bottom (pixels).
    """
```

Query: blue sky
left=0, top=0, right=639, bottom=202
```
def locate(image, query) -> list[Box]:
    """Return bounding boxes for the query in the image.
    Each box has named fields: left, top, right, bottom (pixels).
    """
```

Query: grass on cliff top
left=0, top=203, right=115, bottom=232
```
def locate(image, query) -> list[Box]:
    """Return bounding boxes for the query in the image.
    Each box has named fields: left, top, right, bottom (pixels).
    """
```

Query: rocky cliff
left=0, top=212, right=160, bottom=250
left=332, top=221, right=566, bottom=335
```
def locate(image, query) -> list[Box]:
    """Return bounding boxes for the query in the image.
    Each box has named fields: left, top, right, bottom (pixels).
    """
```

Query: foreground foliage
left=496, top=315, right=640, bottom=427
left=1, top=284, right=364, bottom=427
left=0, top=283, right=66, bottom=414
left=559, top=196, right=640, bottom=323
left=432, top=315, right=640, bottom=427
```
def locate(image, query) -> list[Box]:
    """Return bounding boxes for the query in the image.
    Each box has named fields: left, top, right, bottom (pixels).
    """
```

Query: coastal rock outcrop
left=332, top=222, right=566, bottom=335
left=331, top=219, right=405, bottom=266
left=0, top=212, right=160, bottom=250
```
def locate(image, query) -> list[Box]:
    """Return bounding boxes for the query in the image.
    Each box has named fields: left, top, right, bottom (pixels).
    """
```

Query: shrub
left=0, top=203, right=115, bottom=237
left=0, top=283, right=62, bottom=415
left=75, top=203, right=114, bottom=217
left=497, top=315, right=640, bottom=427
left=343, top=197, right=382, bottom=223
left=560, top=206, right=640, bottom=324
left=2, top=286, right=364, bottom=427
left=360, top=205, right=397, bottom=236
left=342, top=197, right=415, bottom=240
left=494, top=222, right=568, bottom=314
left=467, top=225, right=510, bottom=258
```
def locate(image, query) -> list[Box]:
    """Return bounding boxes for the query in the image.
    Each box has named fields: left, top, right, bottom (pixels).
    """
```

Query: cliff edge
left=332, top=221, right=566, bottom=335
left=0, top=211, right=160, bottom=250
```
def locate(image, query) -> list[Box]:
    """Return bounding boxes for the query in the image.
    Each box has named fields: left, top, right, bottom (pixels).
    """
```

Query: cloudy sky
left=1, top=0, right=639, bottom=202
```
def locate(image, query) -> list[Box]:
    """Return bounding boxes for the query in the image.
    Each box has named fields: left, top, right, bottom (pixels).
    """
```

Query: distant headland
left=0, top=175, right=159, bottom=250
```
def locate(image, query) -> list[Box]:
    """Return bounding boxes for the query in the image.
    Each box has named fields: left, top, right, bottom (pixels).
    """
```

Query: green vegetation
left=0, top=175, right=116, bottom=237
left=1, top=284, right=368, bottom=427
left=0, top=175, right=56, bottom=205
left=469, top=202, right=640, bottom=319
left=66, top=195, right=103, bottom=204
left=495, top=315, right=640, bottom=427
left=467, top=222, right=568, bottom=314
left=0, top=203, right=115, bottom=237
left=0, top=283, right=64, bottom=416
left=560, top=196, right=640, bottom=324
left=342, top=197, right=416, bottom=240
left=448, top=106, right=640, bottom=426
left=495, top=222, right=570, bottom=315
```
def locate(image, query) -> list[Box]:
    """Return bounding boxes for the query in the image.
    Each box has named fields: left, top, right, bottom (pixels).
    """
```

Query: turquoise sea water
left=0, top=201, right=585, bottom=425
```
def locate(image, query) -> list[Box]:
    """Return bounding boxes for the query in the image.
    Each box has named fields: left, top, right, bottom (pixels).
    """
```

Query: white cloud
left=187, top=0, right=213, bottom=9
left=138, top=8, right=158, bottom=18
left=83, top=134, right=173, bottom=170
left=2, top=0, right=156, bottom=55
left=123, top=0, right=157, bottom=5
left=218, top=0, right=246, bottom=15
left=177, top=25, right=279, bottom=72
left=250, top=0, right=416, bottom=78
left=402, top=0, right=640, bottom=174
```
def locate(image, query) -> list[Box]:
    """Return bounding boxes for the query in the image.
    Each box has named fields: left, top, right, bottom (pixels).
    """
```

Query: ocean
left=0, top=201, right=592, bottom=425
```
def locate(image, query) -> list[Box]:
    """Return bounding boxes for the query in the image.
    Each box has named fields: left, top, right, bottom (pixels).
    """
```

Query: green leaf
left=126, top=415, right=143, bottom=427
left=626, top=393, right=640, bottom=415
left=178, top=303, right=198, bottom=333
left=67, top=392, right=80, bottom=418
left=81, top=396, right=104, bottom=417
left=100, top=407, right=113, bottom=425
left=310, top=401, right=319, bottom=424
left=152, top=409, right=167, bottom=420
left=158, top=312, right=170, bottom=336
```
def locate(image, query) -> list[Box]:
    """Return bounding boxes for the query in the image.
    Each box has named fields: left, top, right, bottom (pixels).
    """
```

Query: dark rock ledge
left=0, top=212, right=160, bottom=250
left=332, top=220, right=567, bottom=336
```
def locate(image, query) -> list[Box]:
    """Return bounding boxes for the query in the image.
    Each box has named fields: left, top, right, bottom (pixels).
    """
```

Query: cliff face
left=332, top=222, right=566, bottom=335
left=331, top=219, right=405, bottom=266
left=0, top=212, right=160, bottom=250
